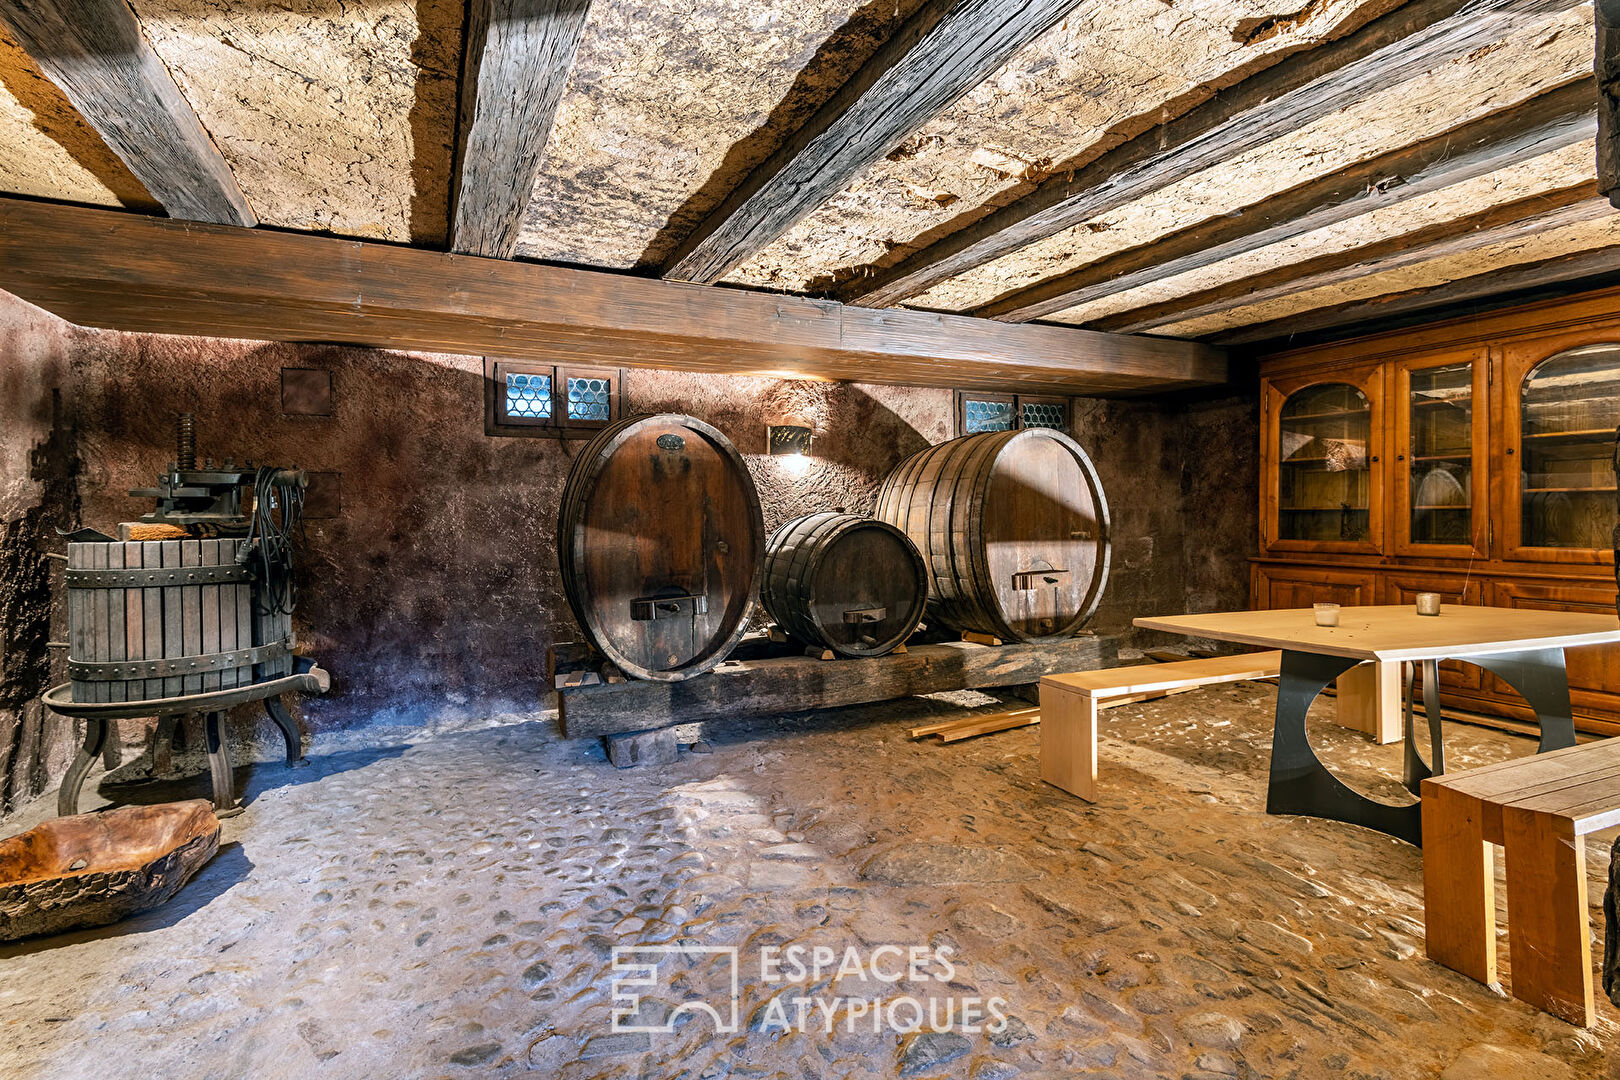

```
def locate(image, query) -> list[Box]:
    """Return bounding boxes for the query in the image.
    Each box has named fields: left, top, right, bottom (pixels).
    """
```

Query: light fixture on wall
left=767, top=424, right=813, bottom=477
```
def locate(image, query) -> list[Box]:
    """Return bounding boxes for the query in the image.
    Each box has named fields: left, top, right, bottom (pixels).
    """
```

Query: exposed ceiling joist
left=0, top=198, right=1226, bottom=397
left=975, top=80, right=1597, bottom=325
left=451, top=0, right=594, bottom=258
left=661, top=0, right=1084, bottom=285
left=1210, top=243, right=1620, bottom=348
left=0, top=0, right=255, bottom=227
left=840, top=0, right=1583, bottom=309
left=1108, top=186, right=1612, bottom=337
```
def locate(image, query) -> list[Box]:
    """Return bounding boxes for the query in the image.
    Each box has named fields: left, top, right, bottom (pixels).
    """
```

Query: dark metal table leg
left=265, top=695, right=308, bottom=767
left=1421, top=659, right=1446, bottom=777
left=1268, top=650, right=1423, bottom=846
left=56, top=718, right=107, bottom=817
left=203, top=711, right=242, bottom=817
left=1402, top=661, right=1431, bottom=795
left=1470, top=647, right=1576, bottom=752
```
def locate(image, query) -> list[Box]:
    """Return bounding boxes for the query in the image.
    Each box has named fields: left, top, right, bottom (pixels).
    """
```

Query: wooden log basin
left=0, top=800, right=219, bottom=942
left=558, top=635, right=1119, bottom=738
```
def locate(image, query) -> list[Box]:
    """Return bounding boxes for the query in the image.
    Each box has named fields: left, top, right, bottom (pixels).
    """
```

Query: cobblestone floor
left=1, top=682, right=1616, bottom=1080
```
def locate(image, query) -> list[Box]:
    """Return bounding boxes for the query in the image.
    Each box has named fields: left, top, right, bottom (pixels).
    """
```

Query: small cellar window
left=486, top=359, right=623, bottom=437
left=956, top=391, right=1069, bottom=436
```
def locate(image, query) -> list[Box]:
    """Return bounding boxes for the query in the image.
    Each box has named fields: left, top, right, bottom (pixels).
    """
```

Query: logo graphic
left=610, top=946, right=740, bottom=1034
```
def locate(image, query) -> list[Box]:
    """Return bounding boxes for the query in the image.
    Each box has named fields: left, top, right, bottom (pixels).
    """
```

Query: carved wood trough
left=0, top=800, right=220, bottom=941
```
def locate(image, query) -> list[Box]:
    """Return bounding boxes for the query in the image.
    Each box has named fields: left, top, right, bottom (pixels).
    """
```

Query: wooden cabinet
left=1255, top=289, right=1620, bottom=733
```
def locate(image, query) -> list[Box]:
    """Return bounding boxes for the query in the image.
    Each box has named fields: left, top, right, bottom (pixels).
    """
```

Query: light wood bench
left=1039, top=652, right=1282, bottom=801
left=1423, top=737, right=1620, bottom=1027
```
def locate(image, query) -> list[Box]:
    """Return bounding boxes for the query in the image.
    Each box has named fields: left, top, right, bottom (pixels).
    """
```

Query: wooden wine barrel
left=875, top=428, right=1111, bottom=642
left=65, top=538, right=292, bottom=704
left=761, top=513, right=927, bottom=658
left=558, top=414, right=764, bottom=681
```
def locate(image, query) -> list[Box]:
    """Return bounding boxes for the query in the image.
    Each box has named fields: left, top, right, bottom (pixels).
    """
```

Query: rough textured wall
left=0, top=295, right=80, bottom=815
left=0, top=291, right=1255, bottom=803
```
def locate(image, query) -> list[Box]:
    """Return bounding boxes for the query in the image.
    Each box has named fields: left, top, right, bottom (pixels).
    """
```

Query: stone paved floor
left=1, top=683, right=1617, bottom=1080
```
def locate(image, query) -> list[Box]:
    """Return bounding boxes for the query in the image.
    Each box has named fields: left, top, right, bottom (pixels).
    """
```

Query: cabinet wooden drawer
left=1380, top=571, right=1487, bottom=691
left=1253, top=564, right=1378, bottom=610
left=1490, top=579, right=1620, bottom=718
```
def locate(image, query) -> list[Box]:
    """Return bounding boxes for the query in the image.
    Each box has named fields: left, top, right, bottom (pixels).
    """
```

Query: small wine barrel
left=761, top=513, right=927, bottom=657
left=875, top=428, right=1111, bottom=642
left=558, top=414, right=764, bottom=681
left=65, top=538, right=293, bottom=704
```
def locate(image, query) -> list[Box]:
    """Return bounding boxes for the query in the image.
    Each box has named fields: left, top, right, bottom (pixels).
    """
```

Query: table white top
left=1133, top=605, right=1620, bottom=663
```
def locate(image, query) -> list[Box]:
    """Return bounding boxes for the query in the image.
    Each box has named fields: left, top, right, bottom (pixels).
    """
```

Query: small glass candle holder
left=1313, top=602, right=1340, bottom=627
left=1415, top=592, right=1442, bottom=616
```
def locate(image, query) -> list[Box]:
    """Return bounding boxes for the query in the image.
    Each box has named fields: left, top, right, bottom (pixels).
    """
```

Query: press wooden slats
left=875, top=429, right=1111, bottom=642
left=141, top=541, right=162, bottom=700
left=760, top=513, right=928, bottom=658
left=67, top=545, right=87, bottom=704
left=219, top=539, right=236, bottom=690
left=161, top=540, right=183, bottom=699
left=558, top=414, right=765, bottom=681
left=181, top=540, right=202, bottom=696
left=235, top=540, right=253, bottom=687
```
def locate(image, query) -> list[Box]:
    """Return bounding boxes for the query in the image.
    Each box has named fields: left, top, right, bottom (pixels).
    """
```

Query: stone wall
left=0, top=289, right=1256, bottom=811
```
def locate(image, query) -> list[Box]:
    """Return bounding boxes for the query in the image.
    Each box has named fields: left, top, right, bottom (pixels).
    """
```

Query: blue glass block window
left=505, top=371, right=552, bottom=419
left=964, top=398, right=1014, bottom=432
left=1022, top=401, right=1066, bottom=429
left=566, top=376, right=611, bottom=421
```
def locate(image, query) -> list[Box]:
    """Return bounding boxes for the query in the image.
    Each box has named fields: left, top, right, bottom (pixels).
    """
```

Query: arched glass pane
left=1278, top=383, right=1371, bottom=542
left=1520, top=344, right=1620, bottom=548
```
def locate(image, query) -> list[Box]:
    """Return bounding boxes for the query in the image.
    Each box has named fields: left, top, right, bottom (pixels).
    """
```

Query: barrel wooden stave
left=761, top=512, right=927, bottom=657
left=557, top=414, right=764, bottom=681
left=875, top=429, right=1111, bottom=643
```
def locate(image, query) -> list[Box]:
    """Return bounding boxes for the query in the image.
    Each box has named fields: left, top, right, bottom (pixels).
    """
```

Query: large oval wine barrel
left=558, top=414, right=764, bottom=681
left=761, top=513, right=927, bottom=658
left=875, top=428, right=1110, bottom=642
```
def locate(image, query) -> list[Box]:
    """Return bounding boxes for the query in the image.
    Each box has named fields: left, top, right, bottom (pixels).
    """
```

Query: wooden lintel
left=981, top=80, right=1597, bottom=325
left=662, top=0, right=1083, bottom=284
left=840, top=0, right=1583, bottom=308
left=1099, top=186, right=1612, bottom=337
left=0, top=0, right=255, bottom=227
left=451, top=0, right=594, bottom=258
left=0, top=199, right=1227, bottom=397
left=1210, top=244, right=1620, bottom=348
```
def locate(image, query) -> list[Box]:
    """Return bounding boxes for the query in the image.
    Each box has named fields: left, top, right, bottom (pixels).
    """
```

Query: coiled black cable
left=240, top=467, right=305, bottom=616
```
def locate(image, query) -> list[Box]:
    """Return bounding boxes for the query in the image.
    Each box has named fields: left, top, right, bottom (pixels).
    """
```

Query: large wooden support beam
left=1209, top=244, right=1620, bottom=348
left=0, top=199, right=1226, bottom=397
left=841, top=0, right=1582, bottom=308
left=662, top=0, right=1083, bottom=284
left=979, top=81, right=1597, bottom=325
left=559, top=637, right=1116, bottom=738
left=0, top=0, right=254, bottom=227
left=1094, top=186, right=1611, bottom=336
left=451, top=0, right=594, bottom=258
left=1598, top=0, right=1620, bottom=206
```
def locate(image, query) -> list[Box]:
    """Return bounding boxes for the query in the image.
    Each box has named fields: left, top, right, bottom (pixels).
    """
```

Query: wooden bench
left=1039, top=652, right=1282, bottom=801
left=1423, top=737, right=1620, bottom=1027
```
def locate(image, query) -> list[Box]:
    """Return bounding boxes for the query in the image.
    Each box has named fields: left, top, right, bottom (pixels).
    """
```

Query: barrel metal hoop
left=69, top=639, right=292, bottom=681
left=65, top=564, right=252, bottom=588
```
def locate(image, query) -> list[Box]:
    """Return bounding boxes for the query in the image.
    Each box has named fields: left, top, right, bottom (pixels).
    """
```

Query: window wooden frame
left=954, top=390, right=1070, bottom=436
left=484, top=358, right=625, bottom=438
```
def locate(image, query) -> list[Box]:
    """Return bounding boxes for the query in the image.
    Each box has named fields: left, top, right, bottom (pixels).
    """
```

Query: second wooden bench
left=1039, top=652, right=1283, bottom=801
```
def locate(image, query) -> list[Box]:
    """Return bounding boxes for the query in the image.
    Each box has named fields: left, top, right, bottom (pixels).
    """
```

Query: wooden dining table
left=1132, top=605, right=1620, bottom=845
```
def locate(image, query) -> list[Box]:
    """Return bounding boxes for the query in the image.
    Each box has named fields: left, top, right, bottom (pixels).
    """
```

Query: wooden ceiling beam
left=1208, top=244, right=1620, bottom=348
left=0, top=0, right=254, bottom=227
left=450, top=0, right=594, bottom=258
left=0, top=198, right=1226, bottom=397
left=840, top=0, right=1583, bottom=308
left=661, top=0, right=1084, bottom=285
left=976, top=80, right=1596, bottom=325
left=1101, top=185, right=1612, bottom=337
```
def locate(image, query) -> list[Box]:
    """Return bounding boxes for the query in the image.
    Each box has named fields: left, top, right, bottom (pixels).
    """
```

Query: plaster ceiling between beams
left=1044, top=139, right=1600, bottom=328
left=721, top=0, right=1406, bottom=295
left=903, top=2, right=1595, bottom=315
left=125, top=0, right=462, bottom=244
left=512, top=0, right=931, bottom=271
left=0, top=24, right=155, bottom=210
left=1154, top=209, right=1620, bottom=336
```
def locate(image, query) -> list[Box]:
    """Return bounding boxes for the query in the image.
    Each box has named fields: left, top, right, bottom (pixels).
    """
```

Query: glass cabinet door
left=1515, top=343, right=1620, bottom=553
left=1397, top=358, right=1483, bottom=556
left=1277, top=382, right=1373, bottom=544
